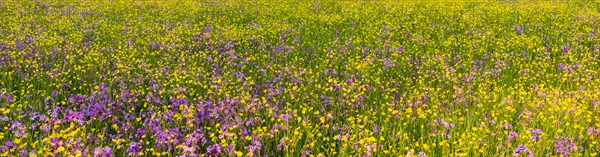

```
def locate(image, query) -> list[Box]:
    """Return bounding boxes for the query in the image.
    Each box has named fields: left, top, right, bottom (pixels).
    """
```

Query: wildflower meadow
left=0, top=0, right=599, bottom=156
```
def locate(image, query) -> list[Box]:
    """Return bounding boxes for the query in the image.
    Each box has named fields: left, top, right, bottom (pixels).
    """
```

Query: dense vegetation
left=0, top=0, right=599, bottom=156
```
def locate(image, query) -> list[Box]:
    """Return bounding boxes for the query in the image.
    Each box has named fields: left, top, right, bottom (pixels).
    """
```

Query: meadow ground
left=0, top=0, right=599, bottom=156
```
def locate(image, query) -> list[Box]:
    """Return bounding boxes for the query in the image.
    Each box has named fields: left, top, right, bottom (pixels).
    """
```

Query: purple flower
left=553, top=136, right=580, bottom=156
left=562, top=44, right=570, bottom=53
left=51, top=90, right=59, bottom=97
left=1, top=141, right=13, bottom=151
left=126, top=142, right=142, bottom=156
left=441, top=121, right=454, bottom=128
left=525, top=152, right=534, bottom=157
left=418, top=152, right=426, bottom=157
left=513, top=24, right=524, bottom=34
left=280, top=114, right=290, bottom=121
left=93, top=147, right=113, bottom=157
left=529, top=128, right=542, bottom=141
left=206, top=144, right=222, bottom=156
left=203, top=26, right=211, bottom=34
left=513, top=145, right=528, bottom=156
left=508, top=131, right=518, bottom=139
left=277, top=140, right=284, bottom=151
left=383, top=60, right=393, bottom=68
left=501, top=124, right=513, bottom=129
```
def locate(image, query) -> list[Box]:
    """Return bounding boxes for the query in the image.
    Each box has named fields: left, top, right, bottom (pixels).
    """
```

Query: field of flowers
left=0, top=0, right=599, bottom=156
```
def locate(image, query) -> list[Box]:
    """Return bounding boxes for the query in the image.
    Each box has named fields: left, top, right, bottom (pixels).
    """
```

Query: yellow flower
left=235, top=151, right=243, bottom=157
left=57, top=146, right=66, bottom=152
